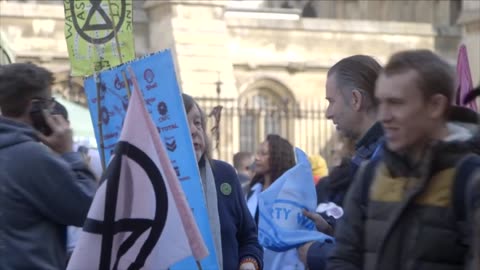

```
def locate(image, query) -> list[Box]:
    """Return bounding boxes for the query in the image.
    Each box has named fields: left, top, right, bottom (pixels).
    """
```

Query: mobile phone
left=30, top=100, right=52, bottom=136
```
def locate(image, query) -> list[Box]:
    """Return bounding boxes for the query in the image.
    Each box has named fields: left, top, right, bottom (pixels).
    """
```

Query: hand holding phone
left=36, top=111, right=73, bottom=154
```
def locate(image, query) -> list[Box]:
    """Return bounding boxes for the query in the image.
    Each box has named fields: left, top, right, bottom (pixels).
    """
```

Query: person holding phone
left=0, top=63, right=97, bottom=270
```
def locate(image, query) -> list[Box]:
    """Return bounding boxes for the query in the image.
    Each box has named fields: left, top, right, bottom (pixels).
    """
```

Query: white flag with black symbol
left=67, top=71, right=207, bottom=270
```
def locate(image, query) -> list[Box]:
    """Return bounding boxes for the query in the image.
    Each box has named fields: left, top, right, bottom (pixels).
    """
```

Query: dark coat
left=328, top=130, right=480, bottom=270
left=307, top=123, right=384, bottom=270
left=0, top=117, right=97, bottom=270
left=210, top=160, right=264, bottom=270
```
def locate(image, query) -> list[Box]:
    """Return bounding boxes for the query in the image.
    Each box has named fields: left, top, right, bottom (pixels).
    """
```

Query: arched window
left=238, top=78, right=296, bottom=153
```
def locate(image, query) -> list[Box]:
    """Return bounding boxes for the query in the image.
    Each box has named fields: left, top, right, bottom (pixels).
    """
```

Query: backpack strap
left=453, top=154, right=480, bottom=222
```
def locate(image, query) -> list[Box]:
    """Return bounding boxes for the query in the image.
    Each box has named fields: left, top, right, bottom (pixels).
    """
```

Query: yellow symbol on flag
left=63, top=0, right=135, bottom=76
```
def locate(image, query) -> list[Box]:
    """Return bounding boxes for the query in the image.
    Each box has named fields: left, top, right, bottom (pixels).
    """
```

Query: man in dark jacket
left=0, top=63, right=97, bottom=270
left=328, top=50, right=480, bottom=270
left=297, top=55, right=384, bottom=269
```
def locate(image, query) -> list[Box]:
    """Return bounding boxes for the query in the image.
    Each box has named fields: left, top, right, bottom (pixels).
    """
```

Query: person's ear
left=24, top=99, right=35, bottom=123
left=351, top=89, right=363, bottom=112
left=428, top=94, right=449, bottom=119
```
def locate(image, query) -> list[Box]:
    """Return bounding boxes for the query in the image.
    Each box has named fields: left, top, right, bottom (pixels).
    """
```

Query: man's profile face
left=375, top=70, right=435, bottom=153
left=325, top=74, right=358, bottom=139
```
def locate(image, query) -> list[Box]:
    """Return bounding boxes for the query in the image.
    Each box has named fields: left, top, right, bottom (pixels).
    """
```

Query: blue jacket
left=307, top=123, right=384, bottom=270
left=0, top=117, right=97, bottom=270
left=210, top=159, right=264, bottom=270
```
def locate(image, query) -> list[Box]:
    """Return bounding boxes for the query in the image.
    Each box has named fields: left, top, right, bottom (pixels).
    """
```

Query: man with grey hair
left=297, top=55, right=384, bottom=269
left=329, top=50, right=480, bottom=270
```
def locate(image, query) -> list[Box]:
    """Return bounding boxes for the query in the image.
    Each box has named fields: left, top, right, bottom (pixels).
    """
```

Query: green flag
left=64, top=0, right=135, bottom=76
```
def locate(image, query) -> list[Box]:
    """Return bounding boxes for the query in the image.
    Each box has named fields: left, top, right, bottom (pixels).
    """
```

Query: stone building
left=0, top=0, right=478, bottom=164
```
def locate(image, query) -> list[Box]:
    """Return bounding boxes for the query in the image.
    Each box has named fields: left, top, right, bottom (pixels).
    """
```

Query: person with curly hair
left=246, top=134, right=299, bottom=269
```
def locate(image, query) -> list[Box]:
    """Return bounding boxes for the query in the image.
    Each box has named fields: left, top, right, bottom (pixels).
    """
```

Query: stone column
left=144, top=0, right=239, bottom=160
left=144, top=0, right=238, bottom=99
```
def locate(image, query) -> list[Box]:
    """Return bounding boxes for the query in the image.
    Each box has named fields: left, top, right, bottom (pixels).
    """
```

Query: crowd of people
left=0, top=48, right=479, bottom=270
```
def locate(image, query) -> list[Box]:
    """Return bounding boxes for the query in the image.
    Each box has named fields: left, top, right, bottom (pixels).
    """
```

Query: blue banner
left=83, top=50, right=219, bottom=270
left=258, top=148, right=334, bottom=252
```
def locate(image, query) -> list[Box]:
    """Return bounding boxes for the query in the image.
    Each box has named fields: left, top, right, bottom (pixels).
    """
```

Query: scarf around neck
left=199, top=160, right=223, bottom=269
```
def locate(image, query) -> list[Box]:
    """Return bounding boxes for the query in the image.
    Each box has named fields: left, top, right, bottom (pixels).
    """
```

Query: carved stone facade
left=0, top=0, right=478, bottom=162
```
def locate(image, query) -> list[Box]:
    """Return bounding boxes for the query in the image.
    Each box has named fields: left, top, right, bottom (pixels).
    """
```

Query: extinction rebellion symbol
left=70, top=0, right=127, bottom=44
left=82, top=141, right=169, bottom=270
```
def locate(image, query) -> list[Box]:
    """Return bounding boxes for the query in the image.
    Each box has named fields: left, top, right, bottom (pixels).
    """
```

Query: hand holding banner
left=258, top=148, right=334, bottom=252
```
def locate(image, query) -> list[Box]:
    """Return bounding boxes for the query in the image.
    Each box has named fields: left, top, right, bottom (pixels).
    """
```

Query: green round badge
left=220, top=183, right=232, bottom=196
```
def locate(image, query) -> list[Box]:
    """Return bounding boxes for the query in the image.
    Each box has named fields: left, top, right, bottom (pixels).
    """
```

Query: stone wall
left=1, top=0, right=473, bottom=163
left=266, top=0, right=461, bottom=26
left=145, top=0, right=238, bottom=100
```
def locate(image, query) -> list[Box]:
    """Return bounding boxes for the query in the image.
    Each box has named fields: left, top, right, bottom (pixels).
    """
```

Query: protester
left=50, top=100, right=106, bottom=264
left=297, top=55, right=383, bottom=269
left=247, top=134, right=296, bottom=222
left=233, top=151, right=255, bottom=195
left=246, top=134, right=302, bottom=270
left=315, top=137, right=354, bottom=206
left=461, top=84, right=480, bottom=269
left=308, top=154, right=328, bottom=185
left=0, top=63, right=97, bottom=269
left=76, top=144, right=103, bottom=180
left=315, top=135, right=355, bottom=207
left=328, top=50, right=480, bottom=270
left=48, top=100, right=93, bottom=260
left=182, top=93, right=263, bottom=270
left=51, top=100, right=103, bottom=180
left=330, top=134, right=356, bottom=168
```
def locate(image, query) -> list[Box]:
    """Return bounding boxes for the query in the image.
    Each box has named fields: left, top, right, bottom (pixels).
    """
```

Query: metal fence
left=195, top=96, right=338, bottom=165
left=52, top=80, right=339, bottom=165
